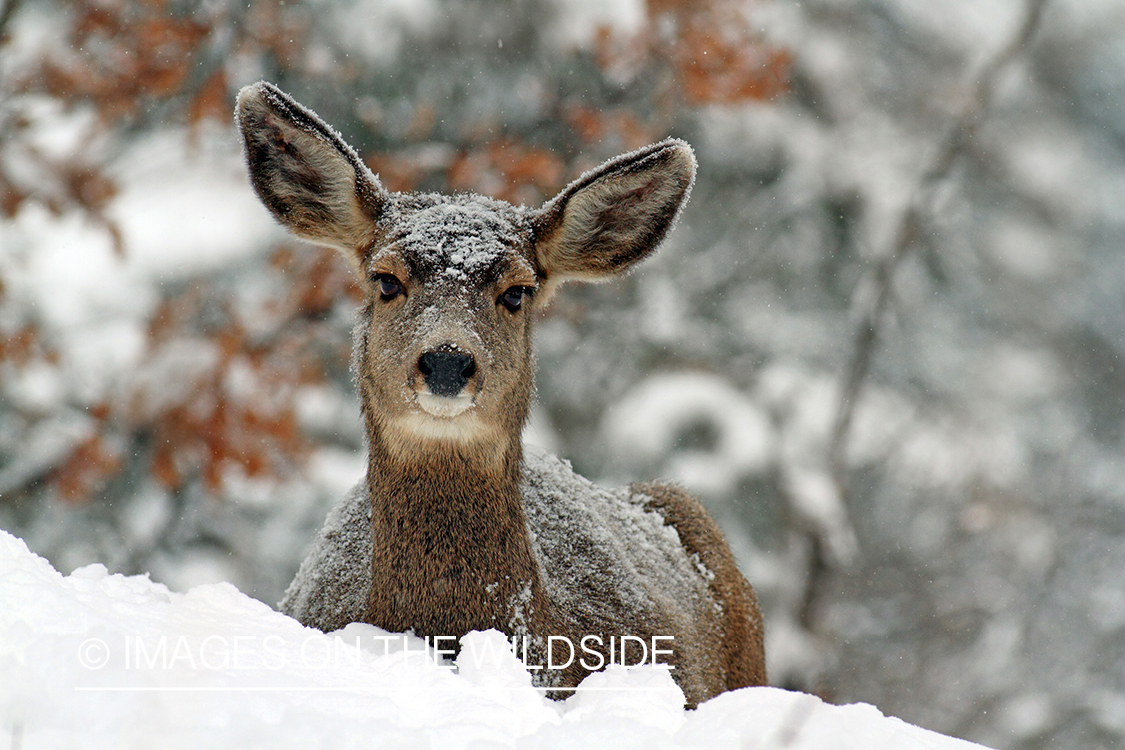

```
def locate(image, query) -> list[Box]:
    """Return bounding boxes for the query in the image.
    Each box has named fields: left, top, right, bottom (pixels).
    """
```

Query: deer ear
left=532, top=139, right=695, bottom=296
left=236, top=81, right=388, bottom=270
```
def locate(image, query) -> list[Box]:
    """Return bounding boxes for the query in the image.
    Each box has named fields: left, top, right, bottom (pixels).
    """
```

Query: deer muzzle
left=414, top=346, right=479, bottom=418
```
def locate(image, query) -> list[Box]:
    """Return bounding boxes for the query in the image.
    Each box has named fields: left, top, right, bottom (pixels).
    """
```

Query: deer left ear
left=531, top=139, right=695, bottom=299
left=236, top=81, right=389, bottom=274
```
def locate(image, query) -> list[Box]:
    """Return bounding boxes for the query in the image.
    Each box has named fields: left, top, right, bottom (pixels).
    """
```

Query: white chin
left=416, top=392, right=473, bottom=419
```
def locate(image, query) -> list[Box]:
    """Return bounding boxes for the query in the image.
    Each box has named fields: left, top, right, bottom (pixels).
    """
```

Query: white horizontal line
left=74, top=686, right=677, bottom=693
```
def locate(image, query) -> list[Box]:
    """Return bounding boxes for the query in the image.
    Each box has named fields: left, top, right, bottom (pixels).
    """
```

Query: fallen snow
left=600, top=371, right=773, bottom=496
left=0, top=528, right=988, bottom=749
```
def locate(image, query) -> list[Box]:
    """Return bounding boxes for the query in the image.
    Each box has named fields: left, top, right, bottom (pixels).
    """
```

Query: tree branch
left=0, top=0, right=21, bottom=45
left=827, top=0, right=1049, bottom=490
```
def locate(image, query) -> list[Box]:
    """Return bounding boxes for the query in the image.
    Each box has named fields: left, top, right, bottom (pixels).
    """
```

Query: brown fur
left=237, top=81, right=766, bottom=706
left=632, top=481, right=768, bottom=690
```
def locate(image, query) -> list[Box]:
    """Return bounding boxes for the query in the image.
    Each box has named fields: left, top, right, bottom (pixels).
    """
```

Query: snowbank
left=0, top=529, right=987, bottom=749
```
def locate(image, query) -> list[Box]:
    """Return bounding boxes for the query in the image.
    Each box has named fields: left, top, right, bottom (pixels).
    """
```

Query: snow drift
left=0, top=529, right=986, bottom=749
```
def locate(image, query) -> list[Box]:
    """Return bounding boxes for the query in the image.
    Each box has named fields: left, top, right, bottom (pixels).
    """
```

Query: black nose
left=418, top=350, right=477, bottom=397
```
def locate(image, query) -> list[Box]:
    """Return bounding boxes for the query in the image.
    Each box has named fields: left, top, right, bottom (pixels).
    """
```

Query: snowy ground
left=0, top=528, right=986, bottom=750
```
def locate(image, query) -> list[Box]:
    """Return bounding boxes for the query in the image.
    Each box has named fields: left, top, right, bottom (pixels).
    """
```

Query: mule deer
left=236, top=81, right=766, bottom=705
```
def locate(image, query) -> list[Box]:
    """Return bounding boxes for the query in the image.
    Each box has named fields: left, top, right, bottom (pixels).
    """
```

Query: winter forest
left=0, top=0, right=1121, bottom=747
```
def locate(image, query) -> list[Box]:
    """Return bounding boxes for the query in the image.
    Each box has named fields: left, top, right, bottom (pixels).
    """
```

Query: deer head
left=236, top=82, right=695, bottom=469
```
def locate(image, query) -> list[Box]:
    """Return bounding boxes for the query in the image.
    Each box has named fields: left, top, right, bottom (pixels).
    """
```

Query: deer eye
left=373, top=274, right=404, bottom=301
left=499, top=286, right=533, bottom=313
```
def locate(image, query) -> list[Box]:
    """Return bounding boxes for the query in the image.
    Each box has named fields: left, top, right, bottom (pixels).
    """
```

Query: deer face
left=355, top=194, right=539, bottom=447
left=236, top=81, right=695, bottom=454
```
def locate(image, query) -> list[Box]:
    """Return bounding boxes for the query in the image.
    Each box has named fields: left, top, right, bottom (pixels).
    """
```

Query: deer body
left=237, top=81, right=766, bottom=705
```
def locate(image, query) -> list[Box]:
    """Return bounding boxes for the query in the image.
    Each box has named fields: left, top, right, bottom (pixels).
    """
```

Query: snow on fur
left=280, top=444, right=716, bottom=664
left=392, top=194, right=532, bottom=282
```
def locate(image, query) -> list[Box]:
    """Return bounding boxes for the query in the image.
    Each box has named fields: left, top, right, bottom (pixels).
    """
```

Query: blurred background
left=0, top=0, right=1120, bottom=747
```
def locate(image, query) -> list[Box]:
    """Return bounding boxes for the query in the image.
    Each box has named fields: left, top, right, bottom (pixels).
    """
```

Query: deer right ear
left=236, top=82, right=388, bottom=270
left=531, top=139, right=695, bottom=301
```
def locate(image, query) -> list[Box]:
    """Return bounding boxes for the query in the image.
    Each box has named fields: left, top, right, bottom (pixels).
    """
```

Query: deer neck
left=363, top=431, right=546, bottom=638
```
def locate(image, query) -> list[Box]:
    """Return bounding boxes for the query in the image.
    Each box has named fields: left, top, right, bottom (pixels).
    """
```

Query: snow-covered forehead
left=387, top=193, right=533, bottom=282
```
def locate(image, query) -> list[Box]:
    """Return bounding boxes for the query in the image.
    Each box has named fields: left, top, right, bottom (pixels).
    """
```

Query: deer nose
left=417, top=349, right=477, bottom=397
